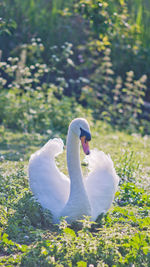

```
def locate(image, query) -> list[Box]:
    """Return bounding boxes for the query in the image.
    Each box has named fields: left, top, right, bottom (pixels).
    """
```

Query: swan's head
left=69, top=118, right=91, bottom=155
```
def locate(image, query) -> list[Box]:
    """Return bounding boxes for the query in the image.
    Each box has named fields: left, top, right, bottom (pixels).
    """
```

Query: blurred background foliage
left=0, top=0, right=150, bottom=135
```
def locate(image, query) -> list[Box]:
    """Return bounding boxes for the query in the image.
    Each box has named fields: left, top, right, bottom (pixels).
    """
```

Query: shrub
left=0, top=87, right=89, bottom=134
left=80, top=48, right=148, bottom=133
left=0, top=41, right=149, bottom=134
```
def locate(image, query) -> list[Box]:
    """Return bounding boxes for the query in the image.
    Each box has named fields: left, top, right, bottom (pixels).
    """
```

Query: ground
left=0, top=122, right=150, bottom=266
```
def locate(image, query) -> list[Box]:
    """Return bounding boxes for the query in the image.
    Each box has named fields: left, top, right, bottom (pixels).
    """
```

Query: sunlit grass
left=0, top=122, right=150, bottom=266
left=127, top=0, right=150, bottom=48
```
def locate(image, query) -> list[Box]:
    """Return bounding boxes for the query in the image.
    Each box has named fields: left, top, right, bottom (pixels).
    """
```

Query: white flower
left=30, top=65, right=35, bottom=70
left=8, top=57, right=13, bottom=62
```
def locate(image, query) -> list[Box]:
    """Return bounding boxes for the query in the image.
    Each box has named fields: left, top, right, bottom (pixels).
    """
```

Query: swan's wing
left=28, top=138, right=70, bottom=221
left=85, top=149, right=119, bottom=221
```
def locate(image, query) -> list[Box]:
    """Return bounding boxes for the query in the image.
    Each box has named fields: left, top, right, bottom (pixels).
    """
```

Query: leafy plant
left=115, top=150, right=140, bottom=182
left=116, top=182, right=150, bottom=207
left=80, top=47, right=147, bottom=132
left=0, top=87, right=89, bottom=134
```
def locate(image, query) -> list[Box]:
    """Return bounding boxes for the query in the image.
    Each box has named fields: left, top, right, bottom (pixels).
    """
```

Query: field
left=0, top=121, right=150, bottom=266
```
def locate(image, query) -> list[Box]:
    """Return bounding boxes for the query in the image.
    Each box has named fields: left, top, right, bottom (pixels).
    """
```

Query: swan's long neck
left=67, top=128, right=84, bottom=191
left=60, top=124, right=91, bottom=222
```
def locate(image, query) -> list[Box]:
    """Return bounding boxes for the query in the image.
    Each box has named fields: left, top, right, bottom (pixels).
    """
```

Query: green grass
left=0, top=122, right=150, bottom=266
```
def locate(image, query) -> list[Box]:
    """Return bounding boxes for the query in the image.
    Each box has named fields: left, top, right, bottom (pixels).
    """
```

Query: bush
left=80, top=48, right=148, bottom=133
left=0, top=40, right=149, bottom=135
left=0, top=41, right=91, bottom=133
left=0, top=87, right=89, bottom=134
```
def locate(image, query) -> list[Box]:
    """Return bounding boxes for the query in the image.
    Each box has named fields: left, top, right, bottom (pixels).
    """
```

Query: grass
left=0, top=121, right=150, bottom=266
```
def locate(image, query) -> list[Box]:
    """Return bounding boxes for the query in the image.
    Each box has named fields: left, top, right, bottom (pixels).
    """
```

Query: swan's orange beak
left=81, top=136, right=90, bottom=155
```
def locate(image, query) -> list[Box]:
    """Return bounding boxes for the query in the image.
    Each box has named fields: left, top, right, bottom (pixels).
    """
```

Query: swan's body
left=29, top=118, right=119, bottom=223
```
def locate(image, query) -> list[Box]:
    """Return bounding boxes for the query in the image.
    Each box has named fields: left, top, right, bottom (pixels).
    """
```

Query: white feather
left=85, top=149, right=119, bottom=221
left=29, top=138, right=70, bottom=222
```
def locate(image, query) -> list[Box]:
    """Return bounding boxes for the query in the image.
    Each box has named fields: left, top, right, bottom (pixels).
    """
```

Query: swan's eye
left=80, top=127, right=91, bottom=141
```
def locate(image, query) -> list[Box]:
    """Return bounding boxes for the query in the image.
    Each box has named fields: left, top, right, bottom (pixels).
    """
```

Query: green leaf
left=77, top=261, right=87, bottom=267
left=142, top=246, right=150, bottom=255
left=64, top=227, right=76, bottom=238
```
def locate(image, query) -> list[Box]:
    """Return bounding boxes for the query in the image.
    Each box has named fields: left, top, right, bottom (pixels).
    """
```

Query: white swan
left=29, top=118, right=119, bottom=223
